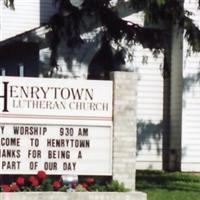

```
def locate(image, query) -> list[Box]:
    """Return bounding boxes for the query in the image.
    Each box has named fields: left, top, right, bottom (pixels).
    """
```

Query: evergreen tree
left=4, top=0, right=200, bottom=70
left=5, top=0, right=200, bottom=170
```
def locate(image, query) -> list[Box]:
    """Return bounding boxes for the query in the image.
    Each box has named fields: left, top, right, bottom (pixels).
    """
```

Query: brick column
left=110, top=71, right=137, bottom=191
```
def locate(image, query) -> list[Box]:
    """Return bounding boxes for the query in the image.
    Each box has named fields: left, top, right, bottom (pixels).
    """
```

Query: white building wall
left=182, top=0, right=200, bottom=171
left=124, top=12, right=164, bottom=171
left=135, top=47, right=163, bottom=170
left=0, top=0, right=56, bottom=41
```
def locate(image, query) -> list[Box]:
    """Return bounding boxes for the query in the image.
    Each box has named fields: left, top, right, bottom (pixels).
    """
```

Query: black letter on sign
left=78, top=151, right=82, bottom=159
left=0, top=82, right=9, bottom=112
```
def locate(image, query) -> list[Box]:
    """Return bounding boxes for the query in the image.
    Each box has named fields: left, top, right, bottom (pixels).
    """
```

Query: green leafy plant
left=106, top=180, right=131, bottom=192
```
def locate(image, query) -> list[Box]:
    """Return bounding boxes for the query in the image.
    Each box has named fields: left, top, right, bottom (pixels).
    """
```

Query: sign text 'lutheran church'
left=0, top=76, right=113, bottom=175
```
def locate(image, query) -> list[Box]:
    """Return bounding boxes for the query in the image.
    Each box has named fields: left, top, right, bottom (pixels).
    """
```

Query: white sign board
left=0, top=76, right=113, bottom=175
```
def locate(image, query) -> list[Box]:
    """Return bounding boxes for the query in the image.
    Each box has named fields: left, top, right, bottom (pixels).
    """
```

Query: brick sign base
left=0, top=192, right=147, bottom=200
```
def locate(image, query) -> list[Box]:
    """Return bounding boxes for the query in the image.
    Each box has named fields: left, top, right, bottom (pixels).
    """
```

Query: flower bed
left=0, top=171, right=147, bottom=200
left=0, top=170, right=129, bottom=192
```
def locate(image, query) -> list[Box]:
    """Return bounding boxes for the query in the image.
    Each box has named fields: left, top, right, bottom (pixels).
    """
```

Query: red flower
left=81, top=182, right=88, bottom=189
left=1, top=185, right=11, bottom=192
left=29, top=176, right=36, bottom=183
left=31, top=179, right=39, bottom=187
left=10, top=182, right=19, bottom=192
left=29, top=176, right=39, bottom=187
left=37, top=170, right=46, bottom=180
left=71, top=183, right=77, bottom=189
left=16, top=177, right=25, bottom=186
left=86, top=177, right=94, bottom=185
left=52, top=180, right=61, bottom=189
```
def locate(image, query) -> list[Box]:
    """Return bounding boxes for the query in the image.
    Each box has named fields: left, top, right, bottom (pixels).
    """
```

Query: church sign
left=0, top=76, right=113, bottom=175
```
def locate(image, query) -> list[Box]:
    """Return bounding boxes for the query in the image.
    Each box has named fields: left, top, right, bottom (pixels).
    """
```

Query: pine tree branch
left=184, top=16, right=200, bottom=52
left=4, top=0, right=15, bottom=9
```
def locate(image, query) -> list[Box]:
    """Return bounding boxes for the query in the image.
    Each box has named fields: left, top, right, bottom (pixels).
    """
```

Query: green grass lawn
left=136, top=170, right=200, bottom=200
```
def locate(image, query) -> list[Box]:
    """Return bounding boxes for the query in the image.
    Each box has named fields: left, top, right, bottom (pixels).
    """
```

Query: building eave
left=0, top=25, right=50, bottom=48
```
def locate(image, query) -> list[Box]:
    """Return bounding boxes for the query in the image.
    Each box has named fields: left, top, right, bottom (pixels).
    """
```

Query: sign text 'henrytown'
left=0, top=82, right=109, bottom=112
left=0, top=77, right=112, bottom=120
